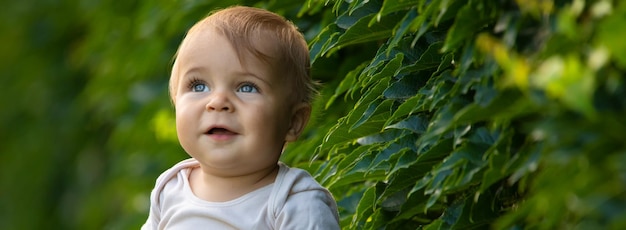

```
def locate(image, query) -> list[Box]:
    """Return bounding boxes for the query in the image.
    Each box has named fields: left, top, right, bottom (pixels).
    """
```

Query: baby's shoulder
left=275, top=163, right=325, bottom=193
left=272, top=164, right=340, bottom=229
left=273, top=163, right=335, bottom=207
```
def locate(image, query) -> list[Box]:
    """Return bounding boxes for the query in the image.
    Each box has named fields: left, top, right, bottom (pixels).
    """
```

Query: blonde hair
left=169, top=6, right=315, bottom=105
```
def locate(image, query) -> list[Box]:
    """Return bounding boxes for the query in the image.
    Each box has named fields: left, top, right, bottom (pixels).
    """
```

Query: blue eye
left=189, top=79, right=209, bottom=92
left=237, top=83, right=259, bottom=93
left=193, top=84, right=208, bottom=92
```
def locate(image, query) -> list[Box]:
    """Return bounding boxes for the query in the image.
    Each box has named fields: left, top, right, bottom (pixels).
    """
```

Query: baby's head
left=169, top=6, right=315, bottom=106
left=169, top=6, right=314, bottom=171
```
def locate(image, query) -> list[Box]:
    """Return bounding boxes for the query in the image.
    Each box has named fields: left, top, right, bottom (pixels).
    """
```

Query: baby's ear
left=285, top=102, right=311, bottom=142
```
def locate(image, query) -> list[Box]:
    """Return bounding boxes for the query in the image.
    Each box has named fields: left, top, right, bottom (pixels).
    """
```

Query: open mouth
left=206, top=127, right=237, bottom=135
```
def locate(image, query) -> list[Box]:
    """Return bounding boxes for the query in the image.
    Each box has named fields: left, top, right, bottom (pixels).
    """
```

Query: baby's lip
left=205, top=125, right=238, bottom=135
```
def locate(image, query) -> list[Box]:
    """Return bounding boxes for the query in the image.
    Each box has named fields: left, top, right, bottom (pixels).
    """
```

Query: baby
left=142, top=6, right=340, bottom=230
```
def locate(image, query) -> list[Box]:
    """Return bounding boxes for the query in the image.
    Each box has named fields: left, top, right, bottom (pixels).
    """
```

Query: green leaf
left=399, top=41, right=444, bottom=74
left=318, top=78, right=390, bottom=152
left=479, top=150, right=510, bottom=192
left=352, top=186, right=377, bottom=228
left=335, top=12, right=405, bottom=49
left=423, top=219, right=444, bottom=230
left=418, top=96, right=467, bottom=146
left=377, top=0, right=419, bottom=19
left=379, top=188, right=408, bottom=212
left=388, top=8, right=419, bottom=52
left=335, top=144, right=372, bottom=175
left=346, top=77, right=390, bottom=124
left=325, top=62, right=365, bottom=109
left=417, top=137, right=454, bottom=164
left=350, top=98, right=393, bottom=131
left=381, top=159, right=432, bottom=202
left=365, top=132, right=412, bottom=172
left=442, top=2, right=491, bottom=52
left=453, top=89, right=533, bottom=124
left=309, top=24, right=341, bottom=63
left=383, top=74, right=425, bottom=99
left=385, top=114, right=428, bottom=134
left=423, top=168, right=452, bottom=210
left=465, top=189, right=498, bottom=227
left=360, top=53, right=404, bottom=90
left=315, top=155, right=344, bottom=186
left=386, top=94, right=427, bottom=126
left=434, top=0, right=465, bottom=26
left=336, top=0, right=381, bottom=29
left=357, top=127, right=404, bottom=146
left=441, top=199, right=465, bottom=228
left=362, top=41, right=396, bottom=77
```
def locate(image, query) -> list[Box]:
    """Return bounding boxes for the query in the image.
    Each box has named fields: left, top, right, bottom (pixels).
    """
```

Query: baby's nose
left=205, top=92, right=233, bottom=112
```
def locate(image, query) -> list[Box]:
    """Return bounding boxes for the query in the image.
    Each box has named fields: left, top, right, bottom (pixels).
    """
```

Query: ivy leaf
left=379, top=188, right=408, bottom=212
left=385, top=114, right=428, bottom=134
left=388, top=8, right=419, bottom=53
left=441, top=199, right=465, bottom=228
left=318, top=78, right=390, bottom=152
left=336, top=0, right=382, bottom=29
left=386, top=94, right=427, bottom=126
left=399, top=41, right=444, bottom=74
left=423, top=219, right=444, bottom=230
left=309, top=24, right=341, bottom=63
left=418, top=97, right=467, bottom=147
left=383, top=74, right=425, bottom=99
left=479, top=147, right=511, bottom=192
left=346, top=77, right=390, bottom=125
left=325, top=62, right=366, bottom=109
left=335, top=12, right=405, bottom=49
left=416, top=137, right=454, bottom=164
left=357, top=127, right=404, bottom=146
left=360, top=53, right=404, bottom=90
left=365, top=132, right=413, bottom=173
left=362, top=41, right=396, bottom=77
left=377, top=0, right=419, bottom=19
left=335, top=144, right=372, bottom=176
left=350, top=98, right=392, bottom=131
left=423, top=168, right=452, bottom=210
left=380, top=158, right=432, bottom=203
left=352, top=186, right=377, bottom=228
left=453, top=89, right=533, bottom=124
left=442, top=2, right=491, bottom=52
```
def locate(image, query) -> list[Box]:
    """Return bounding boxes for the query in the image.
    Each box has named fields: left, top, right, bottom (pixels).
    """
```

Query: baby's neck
left=188, top=164, right=279, bottom=202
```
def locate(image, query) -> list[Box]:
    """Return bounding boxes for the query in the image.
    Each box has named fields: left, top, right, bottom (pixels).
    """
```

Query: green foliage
left=290, top=0, right=626, bottom=229
left=2, top=0, right=625, bottom=229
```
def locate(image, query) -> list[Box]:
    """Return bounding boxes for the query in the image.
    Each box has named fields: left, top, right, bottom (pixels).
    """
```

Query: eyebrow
left=243, top=71, right=272, bottom=87
left=182, top=66, right=273, bottom=87
left=181, top=66, right=205, bottom=78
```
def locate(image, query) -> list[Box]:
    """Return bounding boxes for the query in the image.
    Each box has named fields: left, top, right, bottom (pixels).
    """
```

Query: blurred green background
left=0, top=0, right=321, bottom=229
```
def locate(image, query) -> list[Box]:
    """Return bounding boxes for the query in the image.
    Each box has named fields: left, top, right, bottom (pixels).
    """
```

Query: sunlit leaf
left=385, top=114, right=428, bottom=134
left=377, top=0, right=419, bottom=19
left=335, top=12, right=405, bottom=49
left=352, top=186, right=377, bottom=228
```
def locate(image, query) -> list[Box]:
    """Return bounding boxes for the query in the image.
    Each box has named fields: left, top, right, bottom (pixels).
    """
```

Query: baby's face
left=172, top=27, right=296, bottom=175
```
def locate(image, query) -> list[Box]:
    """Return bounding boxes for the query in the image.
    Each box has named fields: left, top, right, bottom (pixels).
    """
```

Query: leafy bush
left=283, top=0, right=626, bottom=229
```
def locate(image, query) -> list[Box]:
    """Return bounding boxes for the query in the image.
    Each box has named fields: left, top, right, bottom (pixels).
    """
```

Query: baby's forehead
left=179, top=26, right=280, bottom=73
